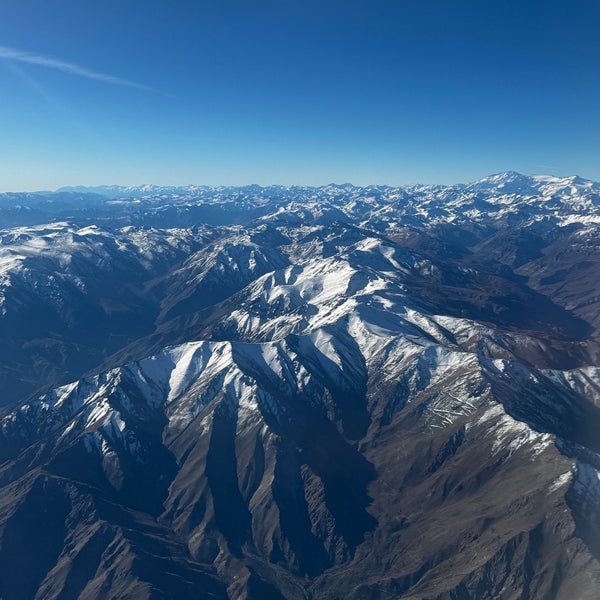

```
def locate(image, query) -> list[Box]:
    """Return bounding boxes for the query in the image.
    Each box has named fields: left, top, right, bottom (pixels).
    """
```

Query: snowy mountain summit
left=0, top=174, right=599, bottom=599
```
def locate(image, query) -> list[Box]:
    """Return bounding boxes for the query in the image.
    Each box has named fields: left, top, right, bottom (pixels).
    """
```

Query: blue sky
left=0, top=0, right=599, bottom=190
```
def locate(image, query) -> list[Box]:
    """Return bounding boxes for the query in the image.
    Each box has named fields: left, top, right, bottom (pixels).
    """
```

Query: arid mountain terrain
left=0, top=172, right=599, bottom=599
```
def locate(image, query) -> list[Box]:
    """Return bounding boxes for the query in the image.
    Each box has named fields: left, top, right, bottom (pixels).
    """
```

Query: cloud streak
left=0, top=45, right=151, bottom=91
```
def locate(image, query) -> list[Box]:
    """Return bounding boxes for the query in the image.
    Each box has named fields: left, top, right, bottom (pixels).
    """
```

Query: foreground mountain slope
left=0, top=173, right=599, bottom=598
left=1, top=302, right=599, bottom=598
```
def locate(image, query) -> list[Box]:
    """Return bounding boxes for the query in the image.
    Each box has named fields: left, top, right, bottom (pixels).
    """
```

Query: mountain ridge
left=51, top=171, right=599, bottom=198
left=0, top=175, right=599, bottom=598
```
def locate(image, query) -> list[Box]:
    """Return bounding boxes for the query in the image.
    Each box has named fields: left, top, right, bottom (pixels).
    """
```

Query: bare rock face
left=0, top=173, right=599, bottom=599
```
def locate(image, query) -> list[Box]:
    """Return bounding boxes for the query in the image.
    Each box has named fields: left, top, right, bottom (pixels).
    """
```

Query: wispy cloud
left=0, top=45, right=151, bottom=91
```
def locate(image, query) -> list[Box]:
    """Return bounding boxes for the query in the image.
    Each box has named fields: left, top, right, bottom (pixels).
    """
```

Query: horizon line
left=0, top=171, right=592, bottom=195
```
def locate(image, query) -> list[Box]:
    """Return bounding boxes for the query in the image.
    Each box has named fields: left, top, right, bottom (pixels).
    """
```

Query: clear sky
left=0, top=0, right=599, bottom=190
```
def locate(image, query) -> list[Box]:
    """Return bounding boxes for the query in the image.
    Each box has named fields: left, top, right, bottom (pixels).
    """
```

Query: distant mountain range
left=0, top=173, right=599, bottom=599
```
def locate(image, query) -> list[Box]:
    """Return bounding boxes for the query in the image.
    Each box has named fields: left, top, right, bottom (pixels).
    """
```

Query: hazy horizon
left=1, top=170, right=596, bottom=195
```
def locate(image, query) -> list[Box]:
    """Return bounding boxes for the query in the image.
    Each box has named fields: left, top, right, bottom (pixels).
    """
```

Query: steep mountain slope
left=0, top=223, right=218, bottom=407
left=0, top=173, right=599, bottom=598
